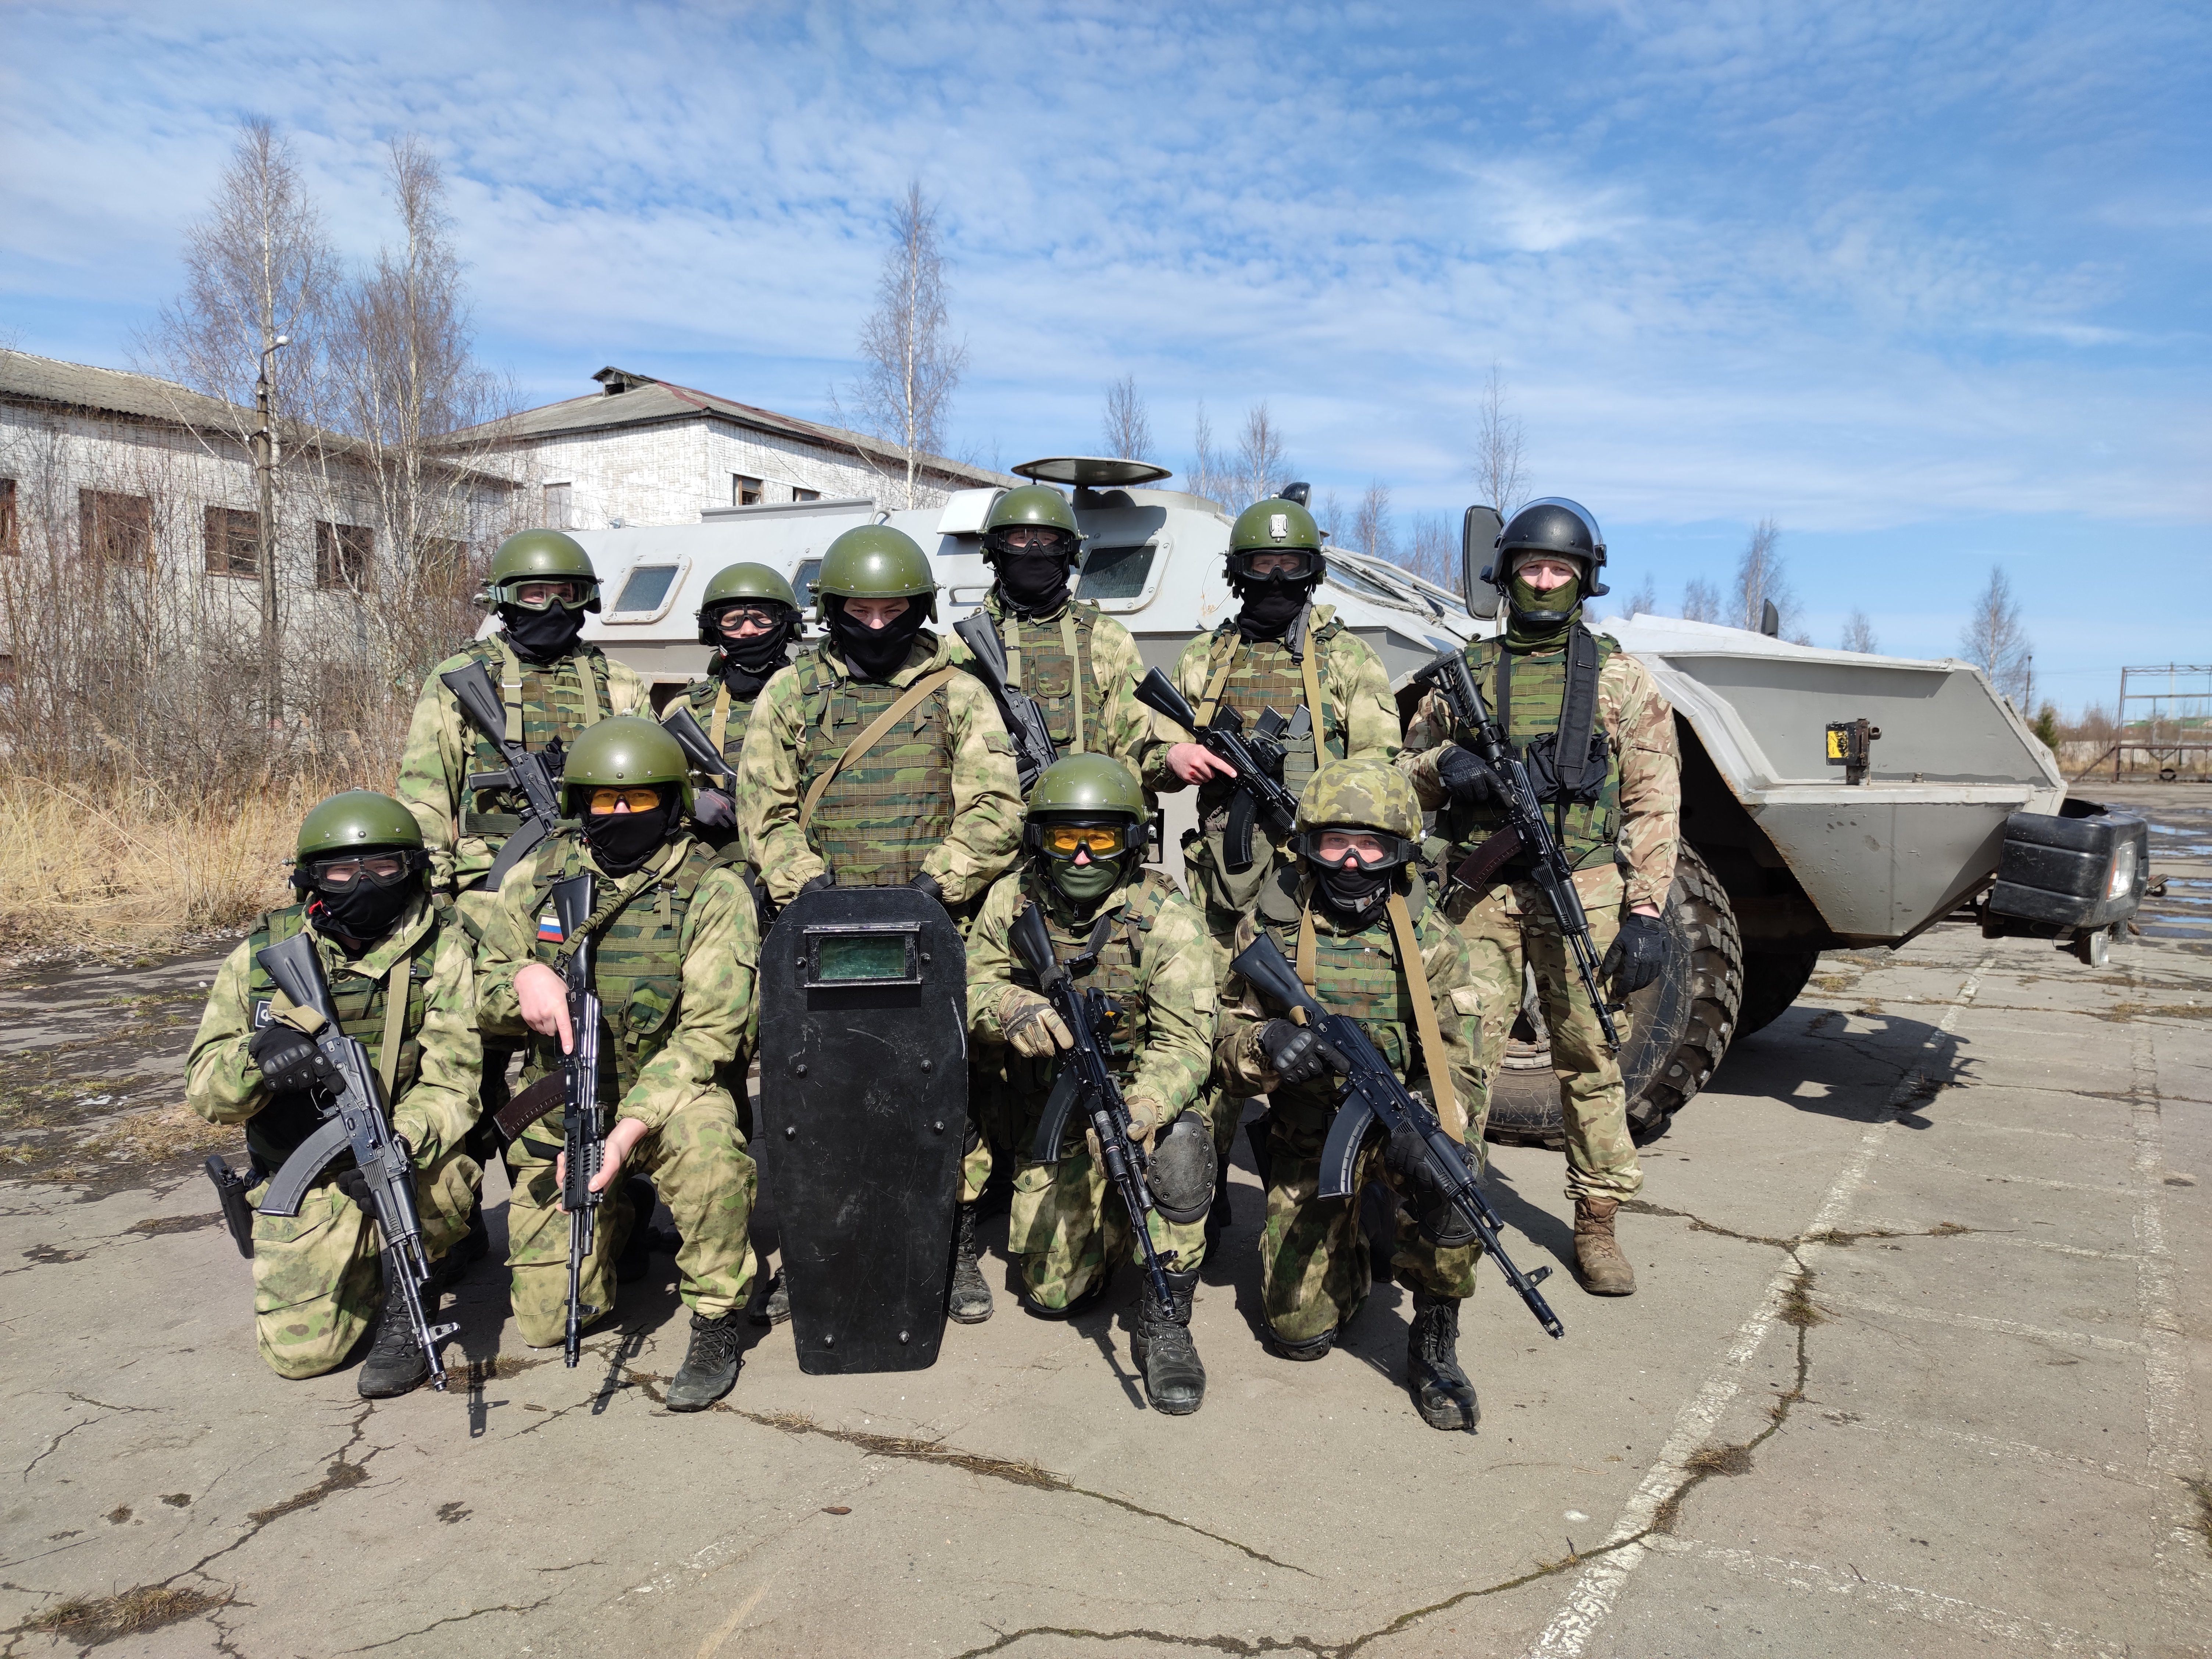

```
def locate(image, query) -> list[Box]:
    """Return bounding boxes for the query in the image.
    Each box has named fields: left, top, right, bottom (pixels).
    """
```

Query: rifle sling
left=492, top=1071, right=567, bottom=1141
left=1386, top=890, right=1463, bottom=1142
left=709, top=681, right=731, bottom=760
left=799, top=668, right=958, bottom=834
left=377, top=957, right=407, bottom=1107
left=1450, top=825, right=1526, bottom=893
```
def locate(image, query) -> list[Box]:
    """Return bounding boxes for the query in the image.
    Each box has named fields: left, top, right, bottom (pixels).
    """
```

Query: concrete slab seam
left=1519, top=953, right=1994, bottom=1659
left=1819, top=1410, right=2158, bottom=1492
left=1813, top=1290, right=2150, bottom=1354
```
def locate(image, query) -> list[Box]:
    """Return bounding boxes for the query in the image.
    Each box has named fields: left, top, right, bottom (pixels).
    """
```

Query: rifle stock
left=660, top=703, right=732, bottom=787
left=955, top=613, right=1058, bottom=790
left=440, top=661, right=567, bottom=894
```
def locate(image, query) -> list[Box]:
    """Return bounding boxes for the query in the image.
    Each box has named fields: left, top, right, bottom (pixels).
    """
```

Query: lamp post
left=253, top=334, right=290, bottom=727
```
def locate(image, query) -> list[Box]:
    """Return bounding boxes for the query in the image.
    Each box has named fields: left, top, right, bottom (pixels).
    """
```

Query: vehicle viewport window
left=612, top=564, right=679, bottom=614
left=794, top=558, right=823, bottom=609
left=1077, top=543, right=1156, bottom=602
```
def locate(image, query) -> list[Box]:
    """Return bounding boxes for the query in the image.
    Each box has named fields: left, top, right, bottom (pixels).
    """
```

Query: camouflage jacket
left=185, top=892, right=481, bottom=1169
left=965, top=592, right=1156, bottom=789
left=394, top=632, right=647, bottom=891
left=678, top=653, right=787, bottom=779
left=1216, top=867, right=1483, bottom=1128
left=967, top=866, right=1218, bottom=1123
left=736, top=629, right=1024, bottom=908
left=474, top=832, right=759, bottom=1134
left=1398, top=634, right=1681, bottom=911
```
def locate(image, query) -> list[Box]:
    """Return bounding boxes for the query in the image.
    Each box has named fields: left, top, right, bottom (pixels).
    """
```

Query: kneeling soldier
left=966, top=756, right=1219, bottom=1413
left=475, top=717, right=761, bottom=1411
left=186, top=792, right=482, bottom=1396
left=1217, top=758, right=1490, bottom=1431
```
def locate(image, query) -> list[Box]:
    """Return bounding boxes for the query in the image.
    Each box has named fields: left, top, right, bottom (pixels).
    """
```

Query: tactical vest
left=1191, top=615, right=1350, bottom=816
left=1255, top=870, right=1425, bottom=1107
left=791, top=647, right=955, bottom=888
left=456, top=636, right=613, bottom=839
left=985, top=594, right=1104, bottom=753
left=684, top=668, right=767, bottom=774
left=1003, top=871, right=1177, bottom=1121
left=1440, top=629, right=1623, bottom=871
left=240, top=902, right=440, bottom=1172
left=521, top=838, right=734, bottom=1100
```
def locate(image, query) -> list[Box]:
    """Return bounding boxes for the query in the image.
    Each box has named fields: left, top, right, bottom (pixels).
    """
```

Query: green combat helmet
left=482, top=529, right=602, bottom=612
left=1227, top=496, right=1324, bottom=587
left=813, top=524, right=939, bottom=620
left=984, top=484, right=1083, bottom=556
left=296, top=790, right=424, bottom=860
left=696, top=561, right=799, bottom=644
left=1291, top=756, right=1423, bottom=868
left=561, top=716, right=694, bottom=814
left=1025, top=754, right=1146, bottom=901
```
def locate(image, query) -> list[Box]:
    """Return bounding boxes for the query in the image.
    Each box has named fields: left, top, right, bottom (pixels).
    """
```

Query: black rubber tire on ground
left=1483, top=842, right=1744, bottom=1149
left=1734, top=948, right=1823, bottom=1038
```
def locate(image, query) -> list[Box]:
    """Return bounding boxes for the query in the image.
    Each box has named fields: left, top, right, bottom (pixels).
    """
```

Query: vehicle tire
left=1734, top=948, right=1823, bottom=1037
left=1482, top=843, right=1743, bottom=1149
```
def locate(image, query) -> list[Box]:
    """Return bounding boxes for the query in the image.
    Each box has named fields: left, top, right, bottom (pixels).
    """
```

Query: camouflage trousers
left=245, top=1148, right=478, bottom=1380
left=507, top=1089, right=758, bottom=1348
left=1448, top=862, right=1643, bottom=1203
left=1259, top=1104, right=1481, bottom=1344
left=1007, top=1107, right=1207, bottom=1310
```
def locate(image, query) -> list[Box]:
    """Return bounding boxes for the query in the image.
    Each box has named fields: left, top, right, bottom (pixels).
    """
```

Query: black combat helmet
left=1481, top=498, right=1610, bottom=598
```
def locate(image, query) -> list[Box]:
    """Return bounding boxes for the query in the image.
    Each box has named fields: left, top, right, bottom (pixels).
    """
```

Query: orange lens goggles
left=1038, top=823, right=1128, bottom=857
left=585, top=787, right=663, bottom=814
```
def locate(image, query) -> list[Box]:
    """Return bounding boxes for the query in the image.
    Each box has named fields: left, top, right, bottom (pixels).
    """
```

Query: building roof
left=477, top=367, right=1018, bottom=489
left=0, top=348, right=249, bottom=430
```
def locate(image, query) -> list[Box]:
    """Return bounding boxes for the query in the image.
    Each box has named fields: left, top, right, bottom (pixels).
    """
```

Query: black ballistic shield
left=757, top=886, right=966, bottom=1374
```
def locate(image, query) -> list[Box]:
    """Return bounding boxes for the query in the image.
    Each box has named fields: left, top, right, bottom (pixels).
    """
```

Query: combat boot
left=357, top=1252, right=431, bottom=1399
left=666, top=1309, right=744, bottom=1412
left=1130, top=1267, right=1206, bottom=1416
left=1406, top=1292, right=1479, bottom=1432
left=751, top=1267, right=791, bottom=1327
left=948, top=1204, right=994, bottom=1324
left=1573, top=1196, right=1637, bottom=1295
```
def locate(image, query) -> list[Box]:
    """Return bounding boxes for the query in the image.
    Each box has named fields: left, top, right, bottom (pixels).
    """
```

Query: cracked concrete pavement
left=1, top=915, right=2208, bottom=1656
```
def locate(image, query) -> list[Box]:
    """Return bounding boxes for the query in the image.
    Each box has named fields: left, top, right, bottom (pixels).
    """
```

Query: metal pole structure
left=254, top=335, right=290, bottom=728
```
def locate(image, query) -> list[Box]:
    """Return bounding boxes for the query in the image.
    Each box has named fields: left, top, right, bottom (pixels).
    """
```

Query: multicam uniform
left=1217, top=867, right=1487, bottom=1345
left=1398, top=630, right=1679, bottom=1202
left=967, top=867, right=1217, bottom=1307
left=475, top=831, right=760, bottom=1346
left=185, top=895, right=482, bottom=1378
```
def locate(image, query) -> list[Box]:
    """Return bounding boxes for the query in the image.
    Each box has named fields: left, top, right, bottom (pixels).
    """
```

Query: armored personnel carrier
left=567, top=457, right=2144, bottom=1142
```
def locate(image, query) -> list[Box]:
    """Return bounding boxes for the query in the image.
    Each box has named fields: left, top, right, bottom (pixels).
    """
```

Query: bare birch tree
left=1471, top=362, right=1527, bottom=517
left=1682, top=575, right=1721, bottom=623
left=1187, top=402, right=1228, bottom=506
left=852, top=181, right=967, bottom=509
left=1622, top=574, right=1659, bottom=619
left=1732, top=517, right=1801, bottom=634
left=1841, top=609, right=1879, bottom=653
left=1233, top=403, right=1288, bottom=509
left=1350, top=480, right=1395, bottom=561
left=1101, top=374, right=1153, bottom=462
left=1961, top=565, right=2032, bottom=704
left=1402, top=515, right=1458, bottom=593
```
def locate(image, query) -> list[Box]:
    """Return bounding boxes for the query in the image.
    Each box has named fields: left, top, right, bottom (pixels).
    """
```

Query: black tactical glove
left=1257, top=1018, right=1327, bottom=1085
left=247, top=1023, right=329, bottom=1094
left=798, top=873, right=835, bottom=900
left=692, top=788, right=736, bottom=830
left=1435, top=744, right=1506, bottom=808
left=1601, top=910, right=1668, bottom=996
left=1381, top=1120, right=1478, bottom=1246
left=907, top=870, right=946, bottom=910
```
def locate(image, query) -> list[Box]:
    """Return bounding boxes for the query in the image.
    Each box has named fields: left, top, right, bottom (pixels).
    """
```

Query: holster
left=204, top=1156, right=256, bottom=1259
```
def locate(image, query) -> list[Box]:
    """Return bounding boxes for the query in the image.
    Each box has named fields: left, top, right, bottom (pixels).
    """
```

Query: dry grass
left=28, top=1583, right=226, bottom=1644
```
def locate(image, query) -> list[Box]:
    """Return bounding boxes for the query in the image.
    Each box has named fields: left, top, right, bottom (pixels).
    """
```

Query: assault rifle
left=1229, top=931, right=1565, bottom=1340
left=660, top=703, right=732, bottom=789
left=954, top=612, right=1058, bottom=792
left=1409, top=646, right=1621, bottom=1050
left=550, top=873, right=606, bottom=1369
left=440, top=660, right=567, bottom=893
left=1133, top=668, right=1309, bottom=873
left=251, top=934, right=462, bottom=1387
left=1009, top=901, right=1177, bottom=1318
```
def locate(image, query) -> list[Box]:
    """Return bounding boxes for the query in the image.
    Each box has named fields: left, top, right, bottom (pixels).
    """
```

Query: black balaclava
left=306, top=879, right=415, bottom=952
left=1236, top=580, right=1314, bottom=643
left=830, top=600, right=928, bottom=682
left=501, top=604, right=587, bottom=664
left=1315, top=861, right=1392, bottom=922
left=713, top=607, right=796, bottom=701
left=583, top=794, right=674, bottom=876
left=995, top=553, right=1072, bottom=617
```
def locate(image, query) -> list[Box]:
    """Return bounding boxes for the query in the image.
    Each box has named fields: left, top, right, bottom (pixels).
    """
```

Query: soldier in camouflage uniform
left=736, top=524, right=1023, bottom=1323
left=1398, top=499, right=1678, bottom=1296
left=675, top=561, right=801, bottom=842
left=1216, top=759, right=1490, bottom=1431
left=966, top=756, right=1218, bottom=1414
left=186, top=792, right=482, bottom=1397
left=476, top=718, right=760, bottom=1412
left=1144, top=495, right=1399, bottom=1224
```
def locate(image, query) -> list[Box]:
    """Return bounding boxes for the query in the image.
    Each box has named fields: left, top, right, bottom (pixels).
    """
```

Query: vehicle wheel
left=1734, top=948, right=1823, bottom=1037
left=1482, top=843, right=1744, bottom=1149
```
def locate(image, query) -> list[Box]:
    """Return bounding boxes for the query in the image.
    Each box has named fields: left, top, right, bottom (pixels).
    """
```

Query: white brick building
left=484, top=366, right=1016, bottom=531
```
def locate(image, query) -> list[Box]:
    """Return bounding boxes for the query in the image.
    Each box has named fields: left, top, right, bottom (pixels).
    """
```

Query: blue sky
left=4, top=1, right=2206, bottom=711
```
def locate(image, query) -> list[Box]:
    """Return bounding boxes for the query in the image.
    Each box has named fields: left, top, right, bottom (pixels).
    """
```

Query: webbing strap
left=709, top=682, right=732, bottom=758
left=577, top=652, right=603, bottom=725
left=1387, top=890, right=1463, bottom=1141
left=1556, top=624, right=1603, bottom=795
left=1194, top=633, right=1238, bottom=727
left=999, top=612, right=1021, bottom=696
left=798, top=668, right=959, bottom=834
left=1294, top=905, right=1319, bottom=998
left=377, top=957, right=407, bottom=1106
left=1062, top=609, right=1086, bottom=753
left=1299, top=639, right=1328, bottom=761
left=494, top=637, right=526, bottom=744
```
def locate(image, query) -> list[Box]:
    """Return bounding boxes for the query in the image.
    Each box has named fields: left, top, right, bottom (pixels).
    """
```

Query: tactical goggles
left=499, top=578, right=598, bottom=612
left=1231, top=549, right=1321, bottom=582
left=302, top=850, right=425, bottom=891
left=1295, top=829, right=1418, bottom=870
left=582, top=786, right=664, bottom=814
left=712, top=602, right=787, bottom=633
left=1030, top=821, right=1135, bottom=859
left=989, top=526, right=1078, bottom=556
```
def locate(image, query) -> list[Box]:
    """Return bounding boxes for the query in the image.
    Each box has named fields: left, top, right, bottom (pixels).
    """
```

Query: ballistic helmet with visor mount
left=1225, top=496, right=1326, bottom=588
left=1479, top=498, right=1609, bottom=597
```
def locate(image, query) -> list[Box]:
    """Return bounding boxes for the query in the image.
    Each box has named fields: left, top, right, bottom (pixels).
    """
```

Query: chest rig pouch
left=1495, top=624, right=1610, bottom=806
left=1006, top=874, right=1173, bottom=1135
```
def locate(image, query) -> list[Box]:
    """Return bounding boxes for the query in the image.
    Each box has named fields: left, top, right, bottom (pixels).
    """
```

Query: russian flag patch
left=537, top=911, right=564, bottom=943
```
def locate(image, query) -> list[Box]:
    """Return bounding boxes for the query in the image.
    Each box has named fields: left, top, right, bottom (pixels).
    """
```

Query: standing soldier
left=186, top=792, right=482, bottom=1398
left=1215, top=759, right=1489, bottom=1432
left=1143, top=494, right=1399, bottom=1218
left=674, top=561, right=802, bottom=836
left=474, top=717, right=761, bottom=1412
left=966, top=756, right=1218, bottom=1414
left=736, top=524, right=1023, bottom=1323
left=1397, top=499, right=1678, bottom=1296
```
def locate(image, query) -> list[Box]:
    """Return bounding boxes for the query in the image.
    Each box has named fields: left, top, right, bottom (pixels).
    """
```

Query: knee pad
left=1146, top=1112, right=1218, bottom=1225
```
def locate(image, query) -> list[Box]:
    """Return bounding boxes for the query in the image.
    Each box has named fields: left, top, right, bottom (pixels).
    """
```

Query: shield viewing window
left=801, top=924, right=923, bottom=989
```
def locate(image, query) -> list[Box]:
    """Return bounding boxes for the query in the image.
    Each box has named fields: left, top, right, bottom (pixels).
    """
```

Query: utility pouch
left=1519, top=731, right=1610, bottom=806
